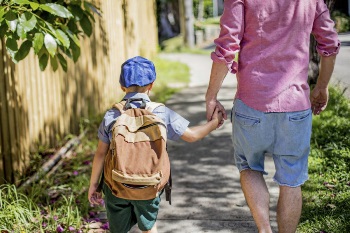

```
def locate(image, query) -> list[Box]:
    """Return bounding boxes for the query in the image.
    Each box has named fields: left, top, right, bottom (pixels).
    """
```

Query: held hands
left=206, top=99, right=227, bottom=128
left=88, top=184, right=104, bottom=207
left=310, top=85, right=329, bottom=115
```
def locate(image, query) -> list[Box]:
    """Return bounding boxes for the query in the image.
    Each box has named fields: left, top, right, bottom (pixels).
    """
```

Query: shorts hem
left=239, top=167, right=268, bottom=175
left=273, top=177, right=308, bottom=187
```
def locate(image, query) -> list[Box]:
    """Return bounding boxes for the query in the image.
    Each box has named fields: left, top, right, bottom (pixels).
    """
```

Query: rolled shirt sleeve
left=211, top=0, right=244, bottom=74
left=312, top=0, right=340, bottom=57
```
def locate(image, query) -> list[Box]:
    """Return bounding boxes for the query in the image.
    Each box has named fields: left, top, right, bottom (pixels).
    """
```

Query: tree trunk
left=308, top=0, right=336, bottom=85
left=197, top=0, right=204, bottom=21
left=180, top=0, right=195, bottom=48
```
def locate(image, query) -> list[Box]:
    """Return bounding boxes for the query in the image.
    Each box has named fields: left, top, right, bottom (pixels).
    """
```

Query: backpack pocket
left=112, top=170, right=162, bottom=186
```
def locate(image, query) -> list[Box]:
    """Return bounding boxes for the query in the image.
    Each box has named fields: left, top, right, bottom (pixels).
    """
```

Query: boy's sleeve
left=97, top=109, right=120, bottom=144
left=153, top=106, right=190, bottom=141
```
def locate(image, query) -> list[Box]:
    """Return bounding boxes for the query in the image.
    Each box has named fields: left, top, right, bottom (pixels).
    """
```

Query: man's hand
left=211, top=107, right=224, bottom=128
left=310, top=86, right=329, bottom=115
left=206, top=99, right=227, bottom=127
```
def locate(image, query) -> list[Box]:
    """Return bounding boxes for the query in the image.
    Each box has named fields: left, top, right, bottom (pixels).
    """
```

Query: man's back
left=212, top=0, right=340, bottom=112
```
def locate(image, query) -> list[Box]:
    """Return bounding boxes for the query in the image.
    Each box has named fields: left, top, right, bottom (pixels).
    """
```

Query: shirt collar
left=123, top=92, right=151, bottom=102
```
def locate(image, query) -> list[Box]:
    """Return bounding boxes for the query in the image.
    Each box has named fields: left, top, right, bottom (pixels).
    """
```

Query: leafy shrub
left=332, top=10, right=350, bottom=33
left=0, top=0, right=99, bottom=71
left=299, top=86, right=350, bottom=233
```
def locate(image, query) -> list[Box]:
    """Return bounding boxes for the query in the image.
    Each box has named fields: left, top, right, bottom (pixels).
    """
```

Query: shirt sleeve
left=153, top=106, right=190, bottom=141
left=211, top=0, right=245, bottom=74
left=312, top=0, right=340, bottom=57
left=97, top=109, right=120, bottom=144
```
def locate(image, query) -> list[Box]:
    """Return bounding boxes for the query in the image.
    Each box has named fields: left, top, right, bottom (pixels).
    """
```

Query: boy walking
left=88, top=56, right=223, bottom=233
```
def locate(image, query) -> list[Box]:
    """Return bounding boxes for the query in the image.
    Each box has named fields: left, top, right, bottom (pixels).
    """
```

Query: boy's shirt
left=98, top=92, right=190, bottom=143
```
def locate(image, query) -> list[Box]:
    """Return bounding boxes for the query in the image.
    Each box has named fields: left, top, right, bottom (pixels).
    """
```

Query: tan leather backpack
left=103, top=98, right=171, bottom=202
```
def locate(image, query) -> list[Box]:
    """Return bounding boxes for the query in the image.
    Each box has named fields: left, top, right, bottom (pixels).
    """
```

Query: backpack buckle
left=124, top=98, right=147, bottom=110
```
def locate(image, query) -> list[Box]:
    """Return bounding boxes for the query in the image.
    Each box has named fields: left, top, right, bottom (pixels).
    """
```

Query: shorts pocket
left=235, top=112, right=260, bottom=126
left=289, top=111, right=311, bottom=122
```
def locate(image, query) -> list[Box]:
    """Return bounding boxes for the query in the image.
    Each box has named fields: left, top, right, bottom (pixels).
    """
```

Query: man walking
left=205, top=1, right=340, bottom=232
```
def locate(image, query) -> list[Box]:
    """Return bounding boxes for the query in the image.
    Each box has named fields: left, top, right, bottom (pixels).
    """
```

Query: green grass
left=152, top=57, right=190, bottom=103
left=298, top=86, right=350, bottom=233
left=159, top=35, right=212, bottom=55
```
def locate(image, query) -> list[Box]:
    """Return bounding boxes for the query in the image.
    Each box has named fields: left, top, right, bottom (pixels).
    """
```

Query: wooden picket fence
left=0, top=0, right=158, bottom=184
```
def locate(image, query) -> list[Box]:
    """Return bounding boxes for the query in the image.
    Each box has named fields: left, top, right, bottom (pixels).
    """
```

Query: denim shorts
left=103, top=183, right=161, bottom=233
left=231, top=99, right=312, bottom=187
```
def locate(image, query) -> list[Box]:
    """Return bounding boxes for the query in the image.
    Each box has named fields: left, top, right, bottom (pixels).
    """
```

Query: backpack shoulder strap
left=146, top=102, right=164, bottom=113
left=111, top=101, right=126, bottom=113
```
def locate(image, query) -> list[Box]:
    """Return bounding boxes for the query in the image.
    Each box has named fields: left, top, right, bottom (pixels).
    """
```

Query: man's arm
left=310, top=54, right=336, bottom=115
left=205, top=62, right=229, bottom=124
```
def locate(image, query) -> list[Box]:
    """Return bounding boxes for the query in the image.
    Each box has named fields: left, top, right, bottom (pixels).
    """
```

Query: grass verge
left=298, top=86, right=350, bottom=233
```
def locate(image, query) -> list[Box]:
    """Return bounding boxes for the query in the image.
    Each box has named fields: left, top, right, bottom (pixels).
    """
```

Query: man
left=205, top=1, right=340, bottom=232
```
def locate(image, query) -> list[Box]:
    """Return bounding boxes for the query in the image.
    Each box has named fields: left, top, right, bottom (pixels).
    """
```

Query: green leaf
left=44, top=21, right=57, bottom=36
left=14, top=40, right=31, bottom=62
left=55, top=29, right=70, bottom=48
left=80, top=15, right=92, bottom=36
left=44, top=33, right=57, bottom=56
left=65, top=28, right=80, bottom=46
left=5, top=10, right=17, bottom=21
left=50, top=54, right=59, bottom=72
left=6, top=37, right=18, bottom=51
left=11, top=0, right=30, bottom=5
left=57, top=53, right=67, bottom=72
left=70, top=39, right=80, bottom=62
left=16, top=23, right=26, bottom=39
left=0, top=23, right=8, bottom=35
left=19, top=12, right=37, bottom=32
left=40, top=3, right=73, bottom=18
left=67, top=19, right=79, bottom=34
left=69, top=5, right=84, bottom=20
left=29, top=2, right=39, bottom=10
left=7, top=19, right=18, bottom=32
left=6, top=37, right=18, bottom=62
left=39, top=53, right=49, bottom=71
left=0, top=7, right=6, bottom=23
left=33, top=33, right=44, bottom=54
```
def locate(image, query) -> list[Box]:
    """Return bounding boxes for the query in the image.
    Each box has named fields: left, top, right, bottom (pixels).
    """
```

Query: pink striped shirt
left=212, top=0, right=340, bottom=112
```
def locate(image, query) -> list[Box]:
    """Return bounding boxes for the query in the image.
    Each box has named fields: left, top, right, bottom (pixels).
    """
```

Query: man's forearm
left=316, top=55, right=336, bottom=89
left=205, top=62, right=229, bottom=101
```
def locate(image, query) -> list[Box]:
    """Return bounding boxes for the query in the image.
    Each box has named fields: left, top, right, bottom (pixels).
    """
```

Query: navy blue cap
left=119, top=56, right=156, bottom=87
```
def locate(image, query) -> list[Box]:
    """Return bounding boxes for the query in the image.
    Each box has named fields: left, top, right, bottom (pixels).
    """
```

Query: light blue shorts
left=231, top=99, right=312, bottom=187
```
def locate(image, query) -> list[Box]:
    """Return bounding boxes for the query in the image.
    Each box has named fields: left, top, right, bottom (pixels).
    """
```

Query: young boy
left=88, top=56, right=223, bottom=233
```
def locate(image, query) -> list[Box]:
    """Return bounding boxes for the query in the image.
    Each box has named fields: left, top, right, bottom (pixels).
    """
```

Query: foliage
left=0, top=0, right=99, bottom=72
left=299, top=87, right=350, bottom=233
left=193, top=0, right=213, bottom=20
left=332, top=10, right=350, bottom=33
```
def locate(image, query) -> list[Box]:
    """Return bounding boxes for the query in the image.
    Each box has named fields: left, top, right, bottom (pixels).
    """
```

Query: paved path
left=332, top=32, right=350, bottom=98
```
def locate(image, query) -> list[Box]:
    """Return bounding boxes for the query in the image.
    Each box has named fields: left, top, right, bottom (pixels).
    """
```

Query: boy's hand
left=88, top=184, right=104, bottom=206
left=211, top=107, right=224, bottom=128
